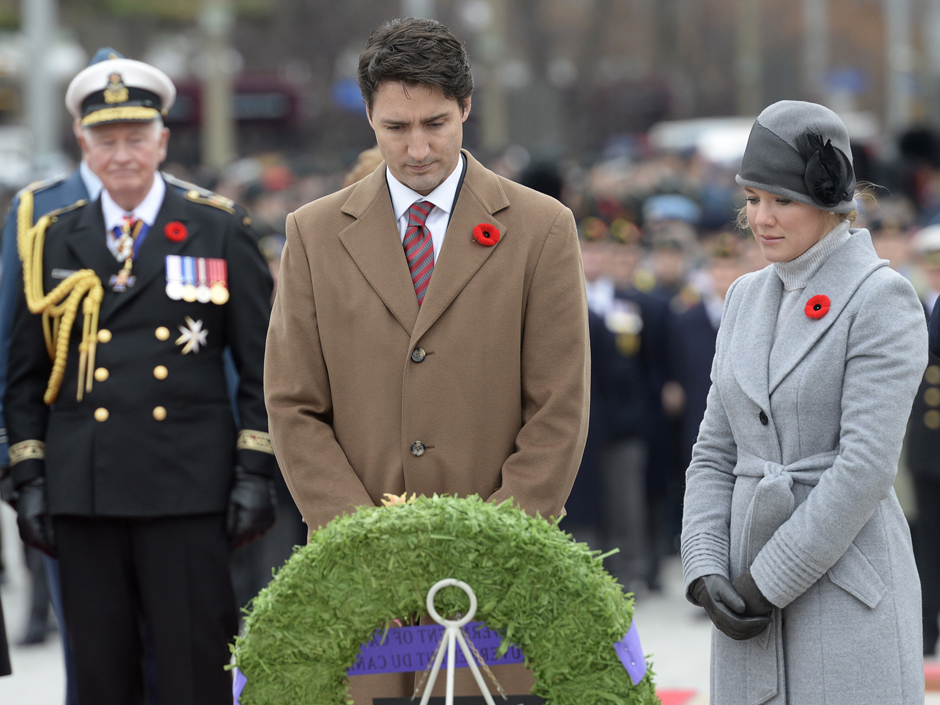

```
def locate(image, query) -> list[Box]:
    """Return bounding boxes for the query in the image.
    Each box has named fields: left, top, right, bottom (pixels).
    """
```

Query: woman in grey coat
left=681, top=100, right=927, bottom=705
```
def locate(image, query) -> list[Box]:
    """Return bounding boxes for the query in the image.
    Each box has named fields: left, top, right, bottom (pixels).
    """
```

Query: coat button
left=411, top=347, right=426, bottom=363
left=153, top=366, right=168, bottom=380
left=155, top=327, right=170, bottom=341
left=94, top=408, right=109, bottom=422
left=94, top=368, right=109, bottom=382
left=411, top=441, right=426, bottom=457
left=97, top=329, right=112, bottom=344
left=759, top=410, right=769, bottom=425
left=153, top=406, right=167, bottom=421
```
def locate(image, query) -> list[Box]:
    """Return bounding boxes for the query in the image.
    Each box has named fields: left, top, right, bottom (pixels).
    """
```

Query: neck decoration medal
left=165, top=255, right=184, bottom=300
left=182, top=256, right=198, bottom=302
left=208, top=258, right=229, bottom=305
left=110, top=217, right=142, bottom=292
left=196, top=258, right=212, bottom=303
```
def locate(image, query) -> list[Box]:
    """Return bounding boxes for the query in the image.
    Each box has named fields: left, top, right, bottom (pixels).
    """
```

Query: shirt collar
left=79, top=160, right=103, bottom=202
left=101, top=174, right=166, bottom=232
left=387, top=153, right=466, bottom=221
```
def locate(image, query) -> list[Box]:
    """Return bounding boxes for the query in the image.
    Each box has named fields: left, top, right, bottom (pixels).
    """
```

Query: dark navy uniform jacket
left=4, top=182, right=273, bottom=517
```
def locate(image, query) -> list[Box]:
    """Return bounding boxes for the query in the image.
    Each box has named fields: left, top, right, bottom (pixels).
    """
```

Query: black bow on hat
left=797, top=133, right=855, bottom=209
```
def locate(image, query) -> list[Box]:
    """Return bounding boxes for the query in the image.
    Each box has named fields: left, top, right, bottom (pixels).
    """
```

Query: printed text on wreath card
left=348, top=621, right=524, bottom=676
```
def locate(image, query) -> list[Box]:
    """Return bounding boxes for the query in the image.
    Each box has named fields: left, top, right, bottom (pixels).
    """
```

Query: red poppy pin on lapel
left=165, top=221, right=187, bottom=242
left=472, top=223, right=499, bottom=246
left=805, top=294, right=830, bottom=319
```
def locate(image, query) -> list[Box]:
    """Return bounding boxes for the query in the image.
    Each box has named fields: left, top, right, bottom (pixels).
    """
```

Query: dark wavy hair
left=357, top=18, right=473, bottom=115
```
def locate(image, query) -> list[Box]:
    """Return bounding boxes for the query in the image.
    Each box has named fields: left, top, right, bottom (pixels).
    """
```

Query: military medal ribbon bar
left=196, top=258, right=212, bottom=303
left=208, top=258, right=229, bottom=305
left=182, top=257, right=198, bottom=302
left=165, top=255, right=184, bottom=300
left=166, top=256, right=228, bottom=305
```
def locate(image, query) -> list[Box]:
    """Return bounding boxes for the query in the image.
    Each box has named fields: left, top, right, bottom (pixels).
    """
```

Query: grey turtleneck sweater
left=772, top=220, right=853, bottom=339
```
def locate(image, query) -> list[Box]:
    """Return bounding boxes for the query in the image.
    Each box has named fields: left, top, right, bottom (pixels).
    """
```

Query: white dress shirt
left=386, top=154, right=466, bottom=264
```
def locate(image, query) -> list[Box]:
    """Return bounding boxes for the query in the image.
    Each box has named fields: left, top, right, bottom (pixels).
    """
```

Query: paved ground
left=0, top=501, right=937, bottom=704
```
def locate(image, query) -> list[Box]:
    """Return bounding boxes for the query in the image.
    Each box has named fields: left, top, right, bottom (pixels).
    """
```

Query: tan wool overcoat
left=265, top=150, right=589, bottom=531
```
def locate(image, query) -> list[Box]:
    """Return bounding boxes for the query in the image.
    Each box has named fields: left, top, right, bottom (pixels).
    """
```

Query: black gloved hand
left=690, top=574, right=771, bottom=640
left=226, top=465, right=276, bottom=549
left=732, top=569, right=775, bottom=617
left=15, top=476, right=55, bottom=558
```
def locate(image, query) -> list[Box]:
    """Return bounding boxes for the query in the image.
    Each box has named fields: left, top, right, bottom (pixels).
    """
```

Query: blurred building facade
left=0, top=0, right=933, bottom=177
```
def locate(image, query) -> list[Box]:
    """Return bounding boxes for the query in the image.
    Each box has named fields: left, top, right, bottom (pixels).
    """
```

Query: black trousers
left=55, top=514, right=238, bottom=705
left=914, top=476, right=940, bottom=651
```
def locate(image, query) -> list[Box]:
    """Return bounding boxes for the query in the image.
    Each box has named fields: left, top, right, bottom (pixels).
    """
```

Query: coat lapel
left=62, top=199, right=122, bottom=286
left=729, top=266, right=780, bottom=412
left=412, top=152, right=508, bottom=343
left=768, top=231, right=886, bottom=394
left=338, top=167, right=420, bottom=336
left=101, top=186, right=197, bottom=319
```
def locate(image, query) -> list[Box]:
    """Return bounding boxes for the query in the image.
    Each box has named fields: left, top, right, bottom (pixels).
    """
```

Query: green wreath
left=233, top=495, right=659, bottom=704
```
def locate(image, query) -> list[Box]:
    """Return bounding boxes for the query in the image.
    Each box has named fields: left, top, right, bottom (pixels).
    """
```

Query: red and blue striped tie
left=404, top=200, right=435, bottom=305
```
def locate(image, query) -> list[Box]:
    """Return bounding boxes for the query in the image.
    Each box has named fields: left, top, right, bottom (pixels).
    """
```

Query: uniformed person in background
left=908, top=225, right=940, bottom=656
left=3, top=56, right=275, bottom=705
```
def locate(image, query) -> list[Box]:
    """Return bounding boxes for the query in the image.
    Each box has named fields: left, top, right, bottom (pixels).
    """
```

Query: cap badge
left=104, top=73, right=129, bottom=104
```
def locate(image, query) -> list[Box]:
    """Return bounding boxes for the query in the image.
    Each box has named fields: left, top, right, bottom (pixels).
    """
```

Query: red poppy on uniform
left=805, top=294, right=830, bottom=319
left=472, top=223, right=500, bottom=247
left=165, top=221, right=187, bottom=242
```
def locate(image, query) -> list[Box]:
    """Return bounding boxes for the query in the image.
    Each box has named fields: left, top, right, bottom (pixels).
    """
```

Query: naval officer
left=4, top=56, right=275, bottom=705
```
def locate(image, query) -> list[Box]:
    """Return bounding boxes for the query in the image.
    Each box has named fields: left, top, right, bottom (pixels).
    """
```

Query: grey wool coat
left=681, top=229, right=927, bottom=705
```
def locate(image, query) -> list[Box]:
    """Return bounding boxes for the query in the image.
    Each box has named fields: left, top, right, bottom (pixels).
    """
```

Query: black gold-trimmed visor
left=80, top=85, right=163, bottom=126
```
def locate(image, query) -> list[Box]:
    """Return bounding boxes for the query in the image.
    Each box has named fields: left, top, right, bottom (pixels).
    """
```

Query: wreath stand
left=419, top=579, right=498, bottom=705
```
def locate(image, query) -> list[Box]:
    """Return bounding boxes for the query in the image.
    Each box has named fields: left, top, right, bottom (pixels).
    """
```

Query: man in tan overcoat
left=264, top=17, right=589, bottom=702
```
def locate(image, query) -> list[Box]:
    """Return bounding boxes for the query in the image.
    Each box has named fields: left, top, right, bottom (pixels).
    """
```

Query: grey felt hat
left=736, top=100, right=857, bottom=214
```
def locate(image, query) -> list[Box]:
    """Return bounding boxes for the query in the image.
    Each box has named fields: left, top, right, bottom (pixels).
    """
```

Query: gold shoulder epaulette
left=17, top=190, right=101, bottom=406
left=185, top=189, right=236, bottom=214
left=163, top=172, right=237, bottom=214
left=45, top=199, right=89, bottom=221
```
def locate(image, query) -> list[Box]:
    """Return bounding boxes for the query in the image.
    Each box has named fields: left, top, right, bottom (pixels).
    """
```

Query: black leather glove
left=226, top=465, right=276, bottom=549
left=732, top=569, right=775, bottom=617
left=15, top=476, right=56, bottom=558
left=690, top=574, right=771, bottom=640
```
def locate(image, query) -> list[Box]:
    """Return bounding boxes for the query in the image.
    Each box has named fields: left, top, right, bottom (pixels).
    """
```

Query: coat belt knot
left=730, top=448, right=839, bottom=705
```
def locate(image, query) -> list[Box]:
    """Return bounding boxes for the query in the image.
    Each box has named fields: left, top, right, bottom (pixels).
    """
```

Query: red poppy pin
left=165, top=221, right=187, bottom=242
left=805, top=294, right=830, bottom=319
left=472, top=223, right=500, bottom=247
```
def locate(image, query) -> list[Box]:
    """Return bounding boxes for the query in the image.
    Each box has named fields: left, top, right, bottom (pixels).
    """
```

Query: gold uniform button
left=926, top=410, right=940, bottom=430
left=94, top=368, right=109, bottom=382
left=927, top=366, right=940, bottom=385
left=153, top=406, right=167, bottom=421
left=153, top=366, right=168, bottom=380
left=97, top=329, right=112, bottom=344
left=926, top=388, right=940, bottom=407
left=94, top=408, right=109, bottom=422
left=155, top=327, right=170, bottom=341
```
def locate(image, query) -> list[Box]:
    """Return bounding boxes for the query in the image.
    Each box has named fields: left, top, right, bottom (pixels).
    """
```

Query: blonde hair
left=735, top=187, right=871, bottom=238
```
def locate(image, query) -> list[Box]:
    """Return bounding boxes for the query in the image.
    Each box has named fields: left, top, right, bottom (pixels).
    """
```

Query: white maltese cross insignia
left=175, top=316, right=208, bottom=354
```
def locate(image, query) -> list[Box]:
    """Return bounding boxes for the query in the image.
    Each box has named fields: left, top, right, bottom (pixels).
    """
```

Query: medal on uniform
left=175, top=316, right=208, bottom=354
left=196, top=258, right=212, bottom=303
left=208, top=258, right=229, bottom=305
left=109, top=217, right=143, bottom=292
left=165, top=255, right=184, bottom=300
left=182, top=256, right=198, bottom=302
